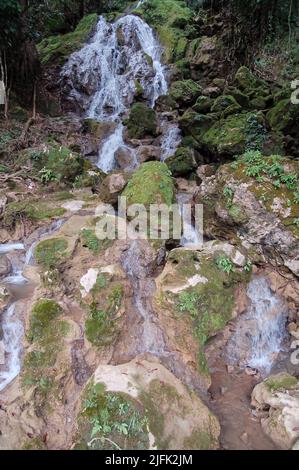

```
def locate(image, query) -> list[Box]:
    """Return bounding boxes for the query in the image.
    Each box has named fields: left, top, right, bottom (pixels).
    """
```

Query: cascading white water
left=0, top=219, right=66, bottom=392
left=0, top=303, right=24, bottom=392
left=226, top=276, right=288, bottom=376
left=176, top=193, right=202, bottom=249
left=161, top=124, right=182, bottom=161
left=62, top=13, right=168, bottom=172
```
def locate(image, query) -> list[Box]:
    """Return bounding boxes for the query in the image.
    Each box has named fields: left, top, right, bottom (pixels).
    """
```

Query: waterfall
left=0, top=219, right=66, bottom=392
left=161, top=123, right=182, bottom=161
left=176, top=193, right=202, bottom=249
left=225, top=276, right=288, bottom=376
left=62, top=13, right=168, bottom=172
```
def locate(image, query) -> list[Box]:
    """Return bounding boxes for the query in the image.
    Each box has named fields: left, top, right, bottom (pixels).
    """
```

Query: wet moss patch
left=85, top=282, right=124, bottom=348
left=23, top=299, right=70, bottom=412
left=35, top=238, right=68, bottom=269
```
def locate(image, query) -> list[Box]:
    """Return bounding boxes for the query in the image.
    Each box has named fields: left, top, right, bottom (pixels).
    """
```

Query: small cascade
left=176, top=193, right=202, bottom=249
left=0, top=219, right=66, bottom=392
left=226, top=276, right=288, bottom=376
left=160, top=123, right=182, bottom=161
left=62, top=13, right=168, bottom=172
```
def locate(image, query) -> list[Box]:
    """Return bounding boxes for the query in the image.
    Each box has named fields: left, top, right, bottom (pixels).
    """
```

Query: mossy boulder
left=169, top=80, right=202, bottom=105
left=155, top=245, right=249, bottom=377
left=2, top=200, right=65, bottom=229
left=267, top=98, right=299, bottom=133
left=195, top=152, right=299, bottom=274
left=37, top=14, right=98, bottom=65
left=179, top=110, right=214, bottom=138
left=125, top=103, right=158, bottom=139
left=193, top=95, right=213, bottom=113
left=210, top=95, right=241, bottom=116
left=166, top=147, right=197, bottom=176
left=198, top=112, right=267, bottom=157
left=235, top=66, right=266, bottom=91
left=122, top=162, right=174, bottom=206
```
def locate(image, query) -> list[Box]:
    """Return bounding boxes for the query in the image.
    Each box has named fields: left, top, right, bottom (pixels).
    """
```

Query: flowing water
left=0, top=219, right=66, bottom=392
left=176, top=193, right=202, bottom=249
left=225, top=276, right=288, bottom=376
left=62, top=12, right=168, bottom=172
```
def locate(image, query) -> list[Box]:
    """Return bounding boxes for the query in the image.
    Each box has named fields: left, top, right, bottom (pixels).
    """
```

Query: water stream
left=225, top=276, right=288, bottom=376
left=0, top=219, right=66, bottom=392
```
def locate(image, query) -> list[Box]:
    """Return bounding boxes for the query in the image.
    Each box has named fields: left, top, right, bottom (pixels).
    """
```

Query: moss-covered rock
left=198, top=112, right=267, bottom=157
left=156, top=245, right=249, bottom=376
left=192, top=95, right=213, bottom=113
left=28, top=299, right=62, bottom=343
left=166, top=147, right=197, bottom=176
left=210, top=95, right=241, bottom=116
left=2, top=200, right=65, bottom=229
left=169, top=80, right=202, bottom=105
left=267, top=98, right=299, bottom=132
left=195, top=152, right=299, bottom=274
left=122, top=162, right=174, bottom=206
left=35, top=237, right=69, bottom=269
left=125, top=103, right=157, bottom=139
left=37, top=14, right=98, bottom=65
left=137, top=0, right=192, bottom=63
left=235, top=66, right=266, bottom=91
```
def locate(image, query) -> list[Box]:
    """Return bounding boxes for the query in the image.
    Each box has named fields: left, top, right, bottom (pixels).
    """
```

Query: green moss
left=199, top=112, right=267, bottom=156
left=168, top=251, right=247, bottom=375
left=3, top=201, right=65, bottom=227
left=169, top=79, right=202, bottom=105
left=85, top=284, right=124, bottom=347
left=37, top=14, right=98, bottom=65
left=137, top=0, right=192, bottom=63
left=37, top=146, right=84, bottom=184
left=28, top=299, right=62, bottom=343
left=210, top=95, right=241, bottom=116
left=193, top=95, right=212, bottom=113
left=35, top=237, right=68, bottom=269
left=265, top=374, right=298, bottom=391
left=126, top=103, right=157, bottom=139
left=139, top=379, right=181, bottom=449
left=75, top=382, right=149, bottom=450
left=166, top=147, right=196, bottom=176
left=23, top=299, right=69, bottom=412
left=267, top=98, right=299, bottom=132
left=235, top=66, right=266, bottom=91
left=122, top=162, right=174, bottom=206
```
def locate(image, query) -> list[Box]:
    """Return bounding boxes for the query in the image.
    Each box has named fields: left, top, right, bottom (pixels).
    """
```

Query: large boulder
left=165, top=147, right=197, bottom=176
left=75, top=357, right=220, bottom=450
left=251, top=373, right=299, bottom=449
left=122, top=162, right=174, bottom=207
left=195, top=152, right=299, bottom=276
left=154, top=244, right=250, bottom=383
left=125, top=103, right=158, bottom=139
left=169, top=80, right=202, bottom=106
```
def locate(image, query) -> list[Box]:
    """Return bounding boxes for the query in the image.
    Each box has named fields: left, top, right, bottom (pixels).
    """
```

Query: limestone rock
left=251, top=373, right=299, bottom=449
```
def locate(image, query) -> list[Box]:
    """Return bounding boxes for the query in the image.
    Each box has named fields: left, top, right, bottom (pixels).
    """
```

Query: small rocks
left=227, top=365, right=234, bottom=374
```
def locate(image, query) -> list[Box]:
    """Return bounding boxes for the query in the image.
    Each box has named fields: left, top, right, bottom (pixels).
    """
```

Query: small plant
left=39, top=167, right=57, bottom=183
left=244, top=261, right=252, bottom=272
left=176, top=291, right=199, bottom=319
left=215, top=255, right=234, bottom=274
left=293, top=218, right=299, bottom=227
left=223, top=186, right=234, bottom=206
left=82, top=229, right=100, bottom=254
